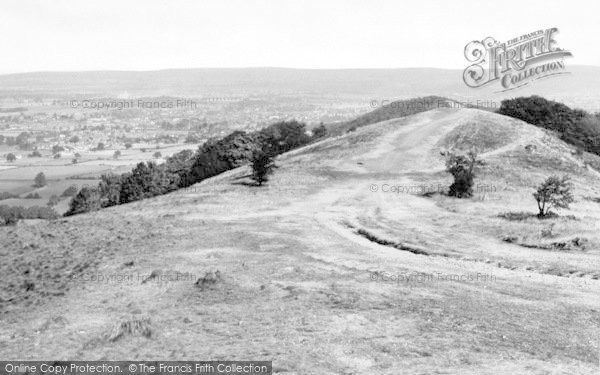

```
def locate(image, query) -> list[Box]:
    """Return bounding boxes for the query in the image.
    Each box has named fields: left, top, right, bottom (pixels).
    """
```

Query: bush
left=445, top=151, right=479, bottom=198
left=312, top=123, right=327, bottom=138
left=118, top=162, right=178, bottom=204
left=0, top=205, right=59, bottom=225
left=99, top=173, right=123, bottom=207
left=61, top=185, right=78, bottom=197
left=259, top=120, right=310, bottom=154
left=65, top=187, right=102, bottom=216
left=0, top=192, right=18, bottom=201
left=28, top=150, right=42, bottom=158
left=52, top=145, right=64, bottom=154
left=250, top=146, right=276, bottom=186
left=533, top=175, right=574, bottom=218
left=47, top=194, right=60, bottom=207
left=34, top=172, right=47, bottom=188
left=24, top=192, right=41, bottom=199
left=6, top=153, right=16, bottom=162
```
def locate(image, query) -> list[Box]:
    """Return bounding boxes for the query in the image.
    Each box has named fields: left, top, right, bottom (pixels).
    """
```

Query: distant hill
left=1, top=66, right=600, bottom=111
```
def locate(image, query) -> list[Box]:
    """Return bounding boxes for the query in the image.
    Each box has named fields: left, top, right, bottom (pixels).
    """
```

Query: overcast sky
left=1, top=0, right=598, bottom=74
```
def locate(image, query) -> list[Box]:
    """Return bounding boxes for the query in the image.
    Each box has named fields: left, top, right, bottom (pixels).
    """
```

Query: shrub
left=6, top=153, right=16, bottom=162
left=118, top=162, right=178, bottom=204
left=52, top=145, right=64, bottom=154
left=445, top=151, right=479, bottom=198
left=0, top=205, right=59, bottom=225
left=533, top=175, right=574, bottom=218
left=259, top=120, right=310, bottom=154
left=0, top=192, right=18, bottom=200
left=34, top=172, right=47, bottom=188
left=250, top=146, right=276, bottom=186
left=312, top=123, right=327, bottom=138
left=99, top=173, right=123, bottom=207
left=28, top=150, right=42, bottom=158
left=47, top=194, right=60, bottom=207
left=113, top=150, right=121, bottom=159
left=24, top=192, right=41, bottom=199
left=61, top=185, right=78, bottom=197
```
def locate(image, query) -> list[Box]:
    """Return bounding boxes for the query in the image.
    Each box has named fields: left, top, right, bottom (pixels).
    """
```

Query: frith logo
left=463, top=27, right=572, bottom=92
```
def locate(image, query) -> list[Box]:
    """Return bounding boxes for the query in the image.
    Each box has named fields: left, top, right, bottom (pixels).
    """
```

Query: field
left=0, top=143, right=200, bottom=214
left=1, top=108, right=598, bottom=373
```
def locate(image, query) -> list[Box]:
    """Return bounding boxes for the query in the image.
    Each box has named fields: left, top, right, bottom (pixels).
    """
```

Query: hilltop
left=1, top=108, right=599, bottom=373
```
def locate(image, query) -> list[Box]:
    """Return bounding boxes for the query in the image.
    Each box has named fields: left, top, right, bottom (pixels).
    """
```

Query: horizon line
left=1, top=64, right=599, bottom=77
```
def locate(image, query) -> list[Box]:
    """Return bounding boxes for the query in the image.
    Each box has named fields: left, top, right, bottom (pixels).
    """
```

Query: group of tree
left=65, top=120, right=315, bottom=217
left=498, top=96, right=600, bottom=155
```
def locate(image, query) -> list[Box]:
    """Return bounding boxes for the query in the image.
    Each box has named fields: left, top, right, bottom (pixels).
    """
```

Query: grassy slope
left=1, top=108, right=599, bottom=374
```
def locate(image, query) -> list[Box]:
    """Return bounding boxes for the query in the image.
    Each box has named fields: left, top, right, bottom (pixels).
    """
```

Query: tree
left=259, top=120, right=310, bottom=154
left=312, top=123, right=327, bottom=138
left=47, top=194, right=60, bottom=207
left=28, top=150, right=42, bottom=158
left=250, top=146, right=276, bottom=186
left=69, top=136, right=80, bottom=143
left=444, top=151, right=480, bottom=198
left=6, top=153, right=16, bottom=162
left=52, top=145, right=64, bottom=154
left=61, top=185, right=78, bottom=197
left=118, top=162, right=177, bottom=204
left=113, top=150, right=122, bottom=159
left=99, top=173, right=122, bottom=207
left=54, top=153, right=61, bottom=159
left=125, top=142, right=133, bottom=149
left=533, top=175, right=574, bottom=218
left=34, top=172, right=47, bottom=188
left=65, top=187, right=102, bottom=216
left=153, top=151, right=162, bottom=159
left=72, top=158, right=78, bottom=164
left=96, top=142, right=105, bottom=151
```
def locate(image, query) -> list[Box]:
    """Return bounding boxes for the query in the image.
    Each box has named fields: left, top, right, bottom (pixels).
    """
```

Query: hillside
left=1, top=108, right=599, bottom=374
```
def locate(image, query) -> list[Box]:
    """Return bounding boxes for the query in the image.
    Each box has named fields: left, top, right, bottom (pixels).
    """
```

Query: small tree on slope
left=445, top=151, right=480, bottom=198
left=250, top=147, right=276, bottom=187
left=533, top=175, right=574, bottom=218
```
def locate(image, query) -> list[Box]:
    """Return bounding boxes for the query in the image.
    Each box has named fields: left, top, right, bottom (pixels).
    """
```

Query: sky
left=1, top=0, right=598, bottom=74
